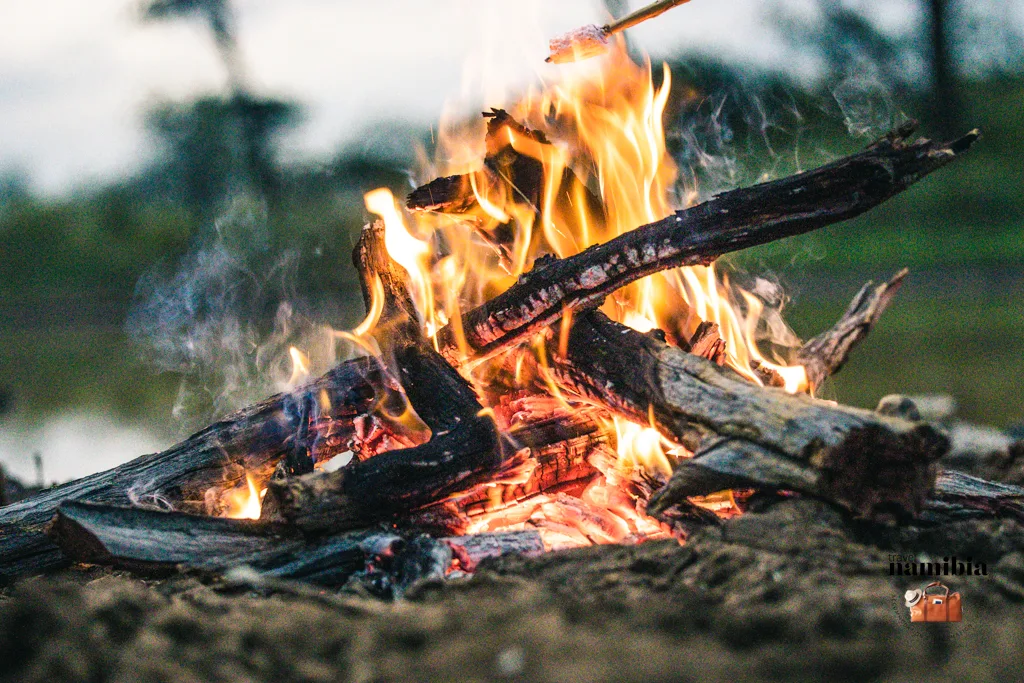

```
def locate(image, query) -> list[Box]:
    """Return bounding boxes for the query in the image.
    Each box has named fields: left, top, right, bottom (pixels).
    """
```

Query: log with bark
left=546, top=309, right=949, bottom=521
left=797, top=269, right=908, bottom=390
left=430, top=125, right=978, bottom=363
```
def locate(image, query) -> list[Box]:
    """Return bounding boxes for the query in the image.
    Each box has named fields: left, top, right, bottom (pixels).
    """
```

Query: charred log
left=0, top=358, right=381, bottom=583
left=269, top=222, right=509, bottom=532
left=434, top=126, right=978, bottom=363
left=48, top=501, right=543, bottom=587
left=407, top=109, right=603, bottom=265
left=549, top=310, right=949, bottom=521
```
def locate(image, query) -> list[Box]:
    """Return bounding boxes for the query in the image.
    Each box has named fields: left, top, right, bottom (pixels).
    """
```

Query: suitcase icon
left=906, top=582, right=962, bottom=622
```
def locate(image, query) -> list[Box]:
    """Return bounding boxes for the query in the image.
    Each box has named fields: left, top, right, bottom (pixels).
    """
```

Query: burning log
left=268, top=222, right=510, bottom=532
left=797, top=269, right=908, bottom=390
left=430, top=125, right=978, bottom=363
left=48, top=501, right=544, bottom=587
left=407, top=109, right=550, bottom=217
left=0, top=358, right=382, bottom=583
left=548, top=310, right=949, bottom=520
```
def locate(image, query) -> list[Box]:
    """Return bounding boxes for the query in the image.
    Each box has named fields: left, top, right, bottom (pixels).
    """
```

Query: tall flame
left=358, top=42, right=807, bottom=481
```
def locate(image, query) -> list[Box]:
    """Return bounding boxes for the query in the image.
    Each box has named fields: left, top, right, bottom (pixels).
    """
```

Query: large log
left=432, top=126, right=978, bottom=363
left=48, top=501, right=544, bottom=588
left=549, top=310, right=949, bottom=520
left=0, top=358, right=380, bottom=583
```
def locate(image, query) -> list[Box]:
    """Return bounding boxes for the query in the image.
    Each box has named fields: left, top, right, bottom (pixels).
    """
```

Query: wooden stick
left=607, top=0, right=694, bottom=33
left=546, top=0, right=695, bottom=64
left=798, top=269, right=908, bottom=390
left=432, top=126, right=978, bottom=365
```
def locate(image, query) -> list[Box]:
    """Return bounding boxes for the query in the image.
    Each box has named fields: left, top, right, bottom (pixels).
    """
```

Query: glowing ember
left=223, top=474, right=264, bottom=520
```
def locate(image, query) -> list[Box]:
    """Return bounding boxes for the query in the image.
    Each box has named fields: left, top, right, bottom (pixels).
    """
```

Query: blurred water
left=0, top=413, right=168, bottom=485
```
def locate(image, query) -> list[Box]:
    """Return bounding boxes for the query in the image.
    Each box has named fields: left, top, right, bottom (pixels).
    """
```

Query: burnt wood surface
left=433, top=126, right=977, bottom=363
left=270, top=222, right=507, bottom=532
left=798, top=269, right=908, bottom=390
left=49, top=500, right=544, bottom=586
left=0, top=359, right=380, bottom=583
left=550, top=310, right=949, bottom=520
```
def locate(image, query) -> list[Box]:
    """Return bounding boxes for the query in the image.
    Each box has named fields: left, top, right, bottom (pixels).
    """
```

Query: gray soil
left=3, top=450, right=1024, bottom=682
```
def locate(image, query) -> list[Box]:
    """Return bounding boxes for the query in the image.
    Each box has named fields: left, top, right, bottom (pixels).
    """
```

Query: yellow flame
left=286, top=346, right=310, bottom=388
left=361, top=41, right=809, bottom=482
left=223, top=474, right=263, bottom=520
left=364, top=188, right=436, bottom=336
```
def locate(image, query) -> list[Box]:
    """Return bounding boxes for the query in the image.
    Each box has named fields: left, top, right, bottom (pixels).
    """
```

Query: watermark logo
left=903, top=581, right=963, bottom=622
left=889, top=554, right=987, bottom=577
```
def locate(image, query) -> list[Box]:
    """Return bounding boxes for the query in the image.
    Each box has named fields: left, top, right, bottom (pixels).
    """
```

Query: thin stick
left=546, top=0, right=694, bottom=63
left=606, top=0, right=694, bottom=33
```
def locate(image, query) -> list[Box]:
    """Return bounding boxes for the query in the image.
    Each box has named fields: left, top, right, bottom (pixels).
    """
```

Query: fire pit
left=1, top=42, right=1019, bottom=607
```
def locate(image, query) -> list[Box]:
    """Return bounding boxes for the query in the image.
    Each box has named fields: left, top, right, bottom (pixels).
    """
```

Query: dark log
left=0, top=358, right=381, bottom=583
left=407, top=109, right=563, bottom=217
left=269, top=222, right=508, bottom=532
left=433, top=126, right=978, bottom=363
left=798, top=269, right=908, bottom=390
left=48, top=501, right=300, bottom=572
left=407, top=109, right=603, bottom=268
left=922, top=470, right=1024, bottom=524
left=549, top=310, right=949, bottom=520
left=407, top=109, right=546, bottom=214
left=49, top=501, right=543, bottom=587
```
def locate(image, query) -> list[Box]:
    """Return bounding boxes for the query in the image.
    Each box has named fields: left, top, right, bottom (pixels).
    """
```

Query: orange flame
left=353, top=41, right=809, bottom=541
left=223, top=473, right=264, bottom=520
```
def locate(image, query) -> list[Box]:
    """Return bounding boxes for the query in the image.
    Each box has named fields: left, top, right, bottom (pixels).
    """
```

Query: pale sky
left=0, top=0, right=925, bottom=195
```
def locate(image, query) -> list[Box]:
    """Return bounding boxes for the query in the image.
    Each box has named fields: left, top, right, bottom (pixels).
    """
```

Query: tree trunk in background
left=928, top=0, right=961, bottom=137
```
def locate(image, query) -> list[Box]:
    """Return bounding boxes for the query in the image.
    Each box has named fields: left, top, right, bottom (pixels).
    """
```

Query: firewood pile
left=2, top=49, right=1021, bottom=597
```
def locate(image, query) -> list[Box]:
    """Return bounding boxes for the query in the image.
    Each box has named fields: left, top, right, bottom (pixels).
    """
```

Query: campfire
left=3, top=39, right=1018, bottom=596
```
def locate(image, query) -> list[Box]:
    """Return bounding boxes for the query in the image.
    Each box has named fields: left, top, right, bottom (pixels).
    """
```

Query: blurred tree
left=777, top=0, right=1024, bottom=136
left=139, top=0, right=301, bottom=220
left=145, top=95, right=299, bottom=222
left=927, top=0, right=961, bottom=136
left=142, top=0, right=245, bottom=91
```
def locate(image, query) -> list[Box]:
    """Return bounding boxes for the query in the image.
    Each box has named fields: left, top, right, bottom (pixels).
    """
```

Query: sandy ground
left=3, top=484, right=1024, bottom=683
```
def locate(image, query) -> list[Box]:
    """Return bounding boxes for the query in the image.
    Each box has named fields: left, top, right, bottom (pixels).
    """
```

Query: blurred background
left=1, top=0, right=1022, bottom=485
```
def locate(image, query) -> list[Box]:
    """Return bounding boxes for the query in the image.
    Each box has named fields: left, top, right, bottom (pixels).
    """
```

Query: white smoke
left=127, top=197, right=338, bottom=432
left=832, top=63, right=905, bottom=138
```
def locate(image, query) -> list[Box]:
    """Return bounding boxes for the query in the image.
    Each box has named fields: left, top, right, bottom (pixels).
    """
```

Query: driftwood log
left=431, top=125, right=978, bottom=363
left=547, top=310, right=949, bottom=520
